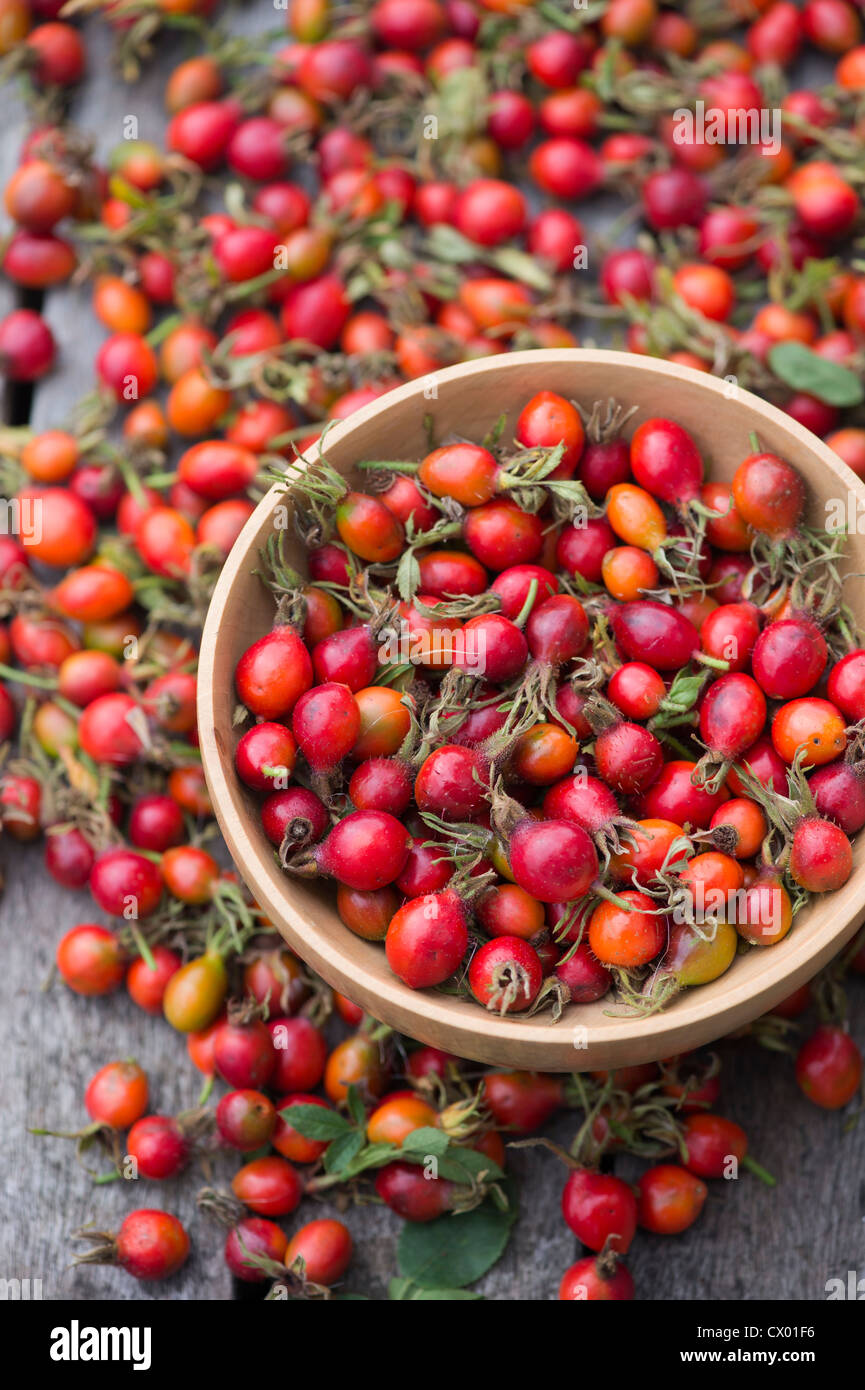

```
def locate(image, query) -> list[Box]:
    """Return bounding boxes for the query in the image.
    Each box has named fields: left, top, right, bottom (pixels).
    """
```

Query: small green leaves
left=281, top=1087, right=379, bottom=1178
left=393, top=517, right=462, bottom=601
left=424, top=223, right=552, bottom=292
left=431, top=1145, right=505, bottom=1185
left=330, top=1142, right=399, bottom=1180
left=322, top=1131, right=366, bottom=1175
left=489, top=246, right=553, bottom=293
left=345, top=1084, right=367, bottom=1128
left=482, top=413, right=508, bottom=451
left=650, top=665, right=709, bottom=732
left=277, top=1104, right=351, bottom=1141
left=284, top=1092, right=508, bottom=1194
left=395, top=547, right=421, bottom=602
left=768, top=342, right=865, bottom=408
left=401, top=1126, right=450, bottom=1158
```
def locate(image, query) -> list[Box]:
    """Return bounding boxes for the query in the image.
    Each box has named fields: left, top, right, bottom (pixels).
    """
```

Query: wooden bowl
left=198, top=349, right=865, bottom=1070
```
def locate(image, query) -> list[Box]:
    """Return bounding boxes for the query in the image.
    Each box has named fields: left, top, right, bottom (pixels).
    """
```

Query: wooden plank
left=0, top=845, right=234, bottom=1298
left=6, top=847, right=861, bottom=1304
left=625, top=1017, right=865, bottom=1301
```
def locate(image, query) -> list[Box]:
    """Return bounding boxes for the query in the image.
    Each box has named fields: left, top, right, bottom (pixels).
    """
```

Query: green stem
left=594, top=884, right=642, bottom=912
left=513, top=578, right=539, bottom=631
left=112, top=453, right=148, bottom=506
left=129, top=924, right=155, bottom=972
left=224, top=266, right=290, bottom=301
left=659, top=730, right=697, bottom=760
left=0, top=662, right=56, bottom=690
left=143, top=470, right=178, bottom=488
left=356, top=459, right=420, bottom=472
left=695, top=653, right=730, bottom=671
left=145, top=312, right=182, bottom=348
left=742, top=1154, right=776, bottom=1188
left=651, top=710, right=698, bottom=732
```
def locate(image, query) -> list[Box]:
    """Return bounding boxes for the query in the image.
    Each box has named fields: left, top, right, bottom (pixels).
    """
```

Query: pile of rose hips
left=34, top=1003, right=804, bottom=1299
left=4, top=0, right=865, bottom=450
left=0, top=0, right=863, bottom=1301
left=234, top=392, right=865, bottom=1023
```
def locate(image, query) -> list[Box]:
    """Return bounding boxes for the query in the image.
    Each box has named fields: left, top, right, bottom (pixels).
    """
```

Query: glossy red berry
left=561, top=1168, right=638, bottom=1254
left=468, top=936, right=543, bottom=1013
left=795, top=1025, right=863, bottom=1109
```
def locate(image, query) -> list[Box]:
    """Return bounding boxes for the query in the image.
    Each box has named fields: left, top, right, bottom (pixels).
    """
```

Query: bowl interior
left=199, top=350, right=865, bottom=1069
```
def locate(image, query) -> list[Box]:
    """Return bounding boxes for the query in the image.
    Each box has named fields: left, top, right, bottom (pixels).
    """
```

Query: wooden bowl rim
left=198, top=349, right=865, bottom=1068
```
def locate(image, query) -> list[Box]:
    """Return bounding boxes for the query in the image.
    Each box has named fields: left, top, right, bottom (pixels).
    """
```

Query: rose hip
left=74, top=1210, right=189, bottom=1282
left=562, top=1169, right=638, bottom=1254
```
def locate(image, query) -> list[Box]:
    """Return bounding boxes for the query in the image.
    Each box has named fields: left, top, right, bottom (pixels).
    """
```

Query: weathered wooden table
left=1, top=13, right=864, bottom=1302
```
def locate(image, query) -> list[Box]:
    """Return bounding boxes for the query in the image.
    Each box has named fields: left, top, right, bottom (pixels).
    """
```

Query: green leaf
left=345, top=271, right=373, bottom=302
left=430, top=1143, right=505, bottom=1184
left=396, top=547, right=421, bottom=601
left=665, top=671, right=703, bottom=703
left=389, top=1278, right=483, bottom=1301
left=434, top=1154, right=492, bottom=1183
left=425, top=223, right=482, bottom=264
left=326, top=1141, right=399, bottom=1182
left=768, top=342, right=865, bottom=407
left=397, top=1202, right=514, bottom=1289
left=109, top=176, right=151, bottom=209
left=346, top=1084, right=367, bottom=1129
left=657, top=668, right=706, bottom=715
left=278, top=1104, right=353, bottom=1141
left=323, top=1130, right=366, bottom=1175
left=482, top=413, right=507, bottom=450
left=490, top=246, right=552, bottom=292
left=401, top=1127, right=450, bottom=1158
